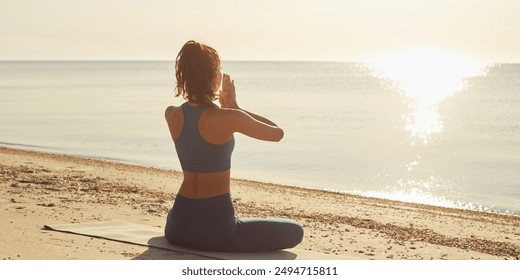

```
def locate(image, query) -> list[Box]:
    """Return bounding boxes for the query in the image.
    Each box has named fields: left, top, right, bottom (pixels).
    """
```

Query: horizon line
left=0, top=59, right=518, bottom=64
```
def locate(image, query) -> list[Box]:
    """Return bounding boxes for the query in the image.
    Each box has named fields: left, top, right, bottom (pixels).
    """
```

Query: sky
left=1, top=0, right=519, bottom=62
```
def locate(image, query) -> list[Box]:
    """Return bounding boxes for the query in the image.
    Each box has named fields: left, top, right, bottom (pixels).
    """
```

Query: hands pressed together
left=219, top=73, right=239, bottom=109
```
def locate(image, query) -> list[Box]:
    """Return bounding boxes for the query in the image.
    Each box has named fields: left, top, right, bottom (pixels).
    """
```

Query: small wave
left=0, top=141, right=54, bottom=150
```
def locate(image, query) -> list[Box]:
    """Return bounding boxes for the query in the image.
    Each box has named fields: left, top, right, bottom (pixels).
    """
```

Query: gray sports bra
left=174, top=103, right=235, bottom=173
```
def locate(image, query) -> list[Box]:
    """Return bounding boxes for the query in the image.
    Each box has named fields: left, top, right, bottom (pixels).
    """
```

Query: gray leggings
left=164, top=193, right=304, bottom=252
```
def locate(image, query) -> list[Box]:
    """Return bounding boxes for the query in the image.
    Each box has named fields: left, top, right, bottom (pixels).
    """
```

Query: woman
left=164, top=40, right=304, bottom=252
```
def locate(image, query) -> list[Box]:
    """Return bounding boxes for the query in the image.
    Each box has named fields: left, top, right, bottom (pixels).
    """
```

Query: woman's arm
left=239, top=108, right=278, bottom=127
left=219, top=74, right=284, bottom=142
left=225, top=108, right=284, bottom=142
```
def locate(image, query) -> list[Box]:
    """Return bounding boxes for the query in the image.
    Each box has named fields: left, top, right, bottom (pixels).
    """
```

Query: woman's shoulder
left=164, top=105, right=183, bottom=120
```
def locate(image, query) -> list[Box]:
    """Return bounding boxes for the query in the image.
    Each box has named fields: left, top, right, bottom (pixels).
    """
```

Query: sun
left=366, top=49, right=486, bottom=144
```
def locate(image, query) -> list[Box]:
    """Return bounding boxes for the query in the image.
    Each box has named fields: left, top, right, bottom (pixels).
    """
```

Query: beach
left=1, top=146, right=519, bottom=260
left=2, top=61, right=520, bottom=215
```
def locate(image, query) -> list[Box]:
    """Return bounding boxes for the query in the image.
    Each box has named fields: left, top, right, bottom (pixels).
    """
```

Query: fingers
left=222, top=74, right=235, bottom=97
left=222, top=74, right=230, bottom=94
left=219, top=73, right=237, bottom=109
left=222, top=75, right=227, bottom=94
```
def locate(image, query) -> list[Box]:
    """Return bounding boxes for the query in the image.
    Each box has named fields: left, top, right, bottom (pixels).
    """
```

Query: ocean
left=0, top=61, right=519, bottom=215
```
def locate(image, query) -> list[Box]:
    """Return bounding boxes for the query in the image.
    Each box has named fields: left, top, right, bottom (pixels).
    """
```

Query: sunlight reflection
left=368, top=49, right=486, bottom=144
left=353, top=188, right=457, bottom=209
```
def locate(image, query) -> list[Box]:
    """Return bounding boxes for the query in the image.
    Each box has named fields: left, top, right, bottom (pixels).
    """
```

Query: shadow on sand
left=132, top=236, right=298, bottom=260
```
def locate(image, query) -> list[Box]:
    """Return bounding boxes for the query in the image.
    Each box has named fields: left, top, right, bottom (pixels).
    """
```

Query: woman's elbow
left=273, top=128, right=284, bottom=142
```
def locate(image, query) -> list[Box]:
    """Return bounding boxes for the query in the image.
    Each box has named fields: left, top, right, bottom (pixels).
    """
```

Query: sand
left=1, top=146, right=519, bottom=260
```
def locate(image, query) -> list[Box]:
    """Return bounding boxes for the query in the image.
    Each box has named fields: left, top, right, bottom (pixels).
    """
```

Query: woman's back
left=165, top=102, right=234, bottom=198
left=174, top=103, right=235, bottom=173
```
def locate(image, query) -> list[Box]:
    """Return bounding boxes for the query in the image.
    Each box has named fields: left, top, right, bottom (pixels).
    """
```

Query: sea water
left=0, top=61, right=519, bottom=214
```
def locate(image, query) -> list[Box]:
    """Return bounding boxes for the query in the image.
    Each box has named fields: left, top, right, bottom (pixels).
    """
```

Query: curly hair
left=175, top=40, right=221, bottom=106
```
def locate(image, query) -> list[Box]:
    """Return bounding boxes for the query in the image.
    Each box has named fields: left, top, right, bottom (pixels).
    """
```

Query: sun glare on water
left=368, top=49, right=486, bottom=144
left=362, top=49, right=488, bottom=208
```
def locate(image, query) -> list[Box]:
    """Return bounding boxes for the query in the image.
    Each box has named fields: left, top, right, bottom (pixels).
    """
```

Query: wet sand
left=1, top=146, right=519, bottom=260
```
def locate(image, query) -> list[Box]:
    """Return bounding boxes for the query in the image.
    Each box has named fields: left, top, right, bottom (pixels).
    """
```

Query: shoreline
left=2, top=143, right=517, bottom=217
left=1, top=146, right=519, bottom=260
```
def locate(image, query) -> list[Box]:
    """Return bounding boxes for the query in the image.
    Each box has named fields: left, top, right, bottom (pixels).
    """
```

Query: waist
left=170, top=193, right=235, bottom=222
left=178, top=170, right=231, bottom=199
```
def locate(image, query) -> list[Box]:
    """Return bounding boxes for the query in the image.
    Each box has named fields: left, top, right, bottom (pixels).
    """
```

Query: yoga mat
left=44, top=220, right=353, bottom=260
